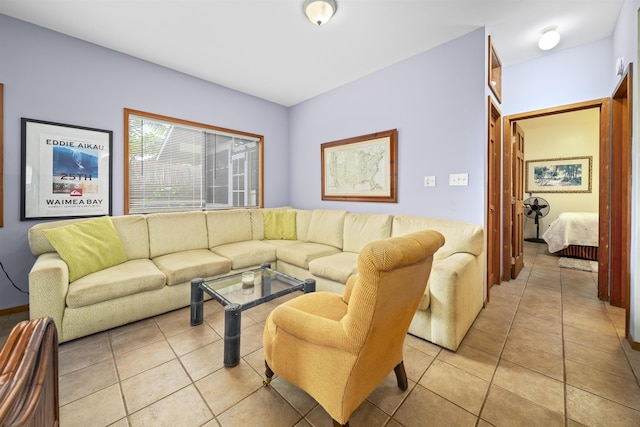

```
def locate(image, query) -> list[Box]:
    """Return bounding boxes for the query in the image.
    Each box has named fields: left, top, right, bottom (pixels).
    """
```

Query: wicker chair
left=0, top=316, right=59, bottom=427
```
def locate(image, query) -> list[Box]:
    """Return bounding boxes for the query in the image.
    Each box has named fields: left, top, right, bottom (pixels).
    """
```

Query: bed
left=542, top=212, right=599, bottom=260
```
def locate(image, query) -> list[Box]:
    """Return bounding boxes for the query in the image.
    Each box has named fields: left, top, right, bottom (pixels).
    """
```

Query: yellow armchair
left=263, top=230, right=445, bottom=426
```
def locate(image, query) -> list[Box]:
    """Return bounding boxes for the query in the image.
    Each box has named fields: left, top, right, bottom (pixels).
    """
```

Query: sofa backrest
left=306, top=209, right=347, bottom=249
left=293, top=209, right=312, bottom=241
left=343, top=213, right=393, bottom=253
left=112, top=215, right=150, bottom=260
left=206, top=209, right=252, bottom=247
left=391, top=215, right=483, bottom=261
left=249, top=207, right=294, bottom=240
left=29, top=218, right=85, bottom=257
left=147, top=211, right=208, bottom=258
left=27, top=215, right=150, bottom=260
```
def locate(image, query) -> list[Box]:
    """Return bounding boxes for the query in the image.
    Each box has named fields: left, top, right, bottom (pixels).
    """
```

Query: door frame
left=611, top=64, right=632, bottom=339
left=502, top=98, right=611, bottom=300
left=486, top=96, right=502, bottom=301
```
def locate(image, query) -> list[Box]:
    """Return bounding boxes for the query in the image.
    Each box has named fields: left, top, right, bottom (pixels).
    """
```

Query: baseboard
left=0, top=304, right=29, bottom=316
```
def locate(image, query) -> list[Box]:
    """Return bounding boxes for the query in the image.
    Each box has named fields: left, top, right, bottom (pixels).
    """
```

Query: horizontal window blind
left=126, top=110, right=262, bottom=214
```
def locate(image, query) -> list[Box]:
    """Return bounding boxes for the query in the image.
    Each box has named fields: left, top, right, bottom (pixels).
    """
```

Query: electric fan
left=524, top=197, right=550, bottom=243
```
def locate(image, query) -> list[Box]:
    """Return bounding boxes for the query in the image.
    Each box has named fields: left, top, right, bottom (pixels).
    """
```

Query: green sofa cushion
left=264, top=210, right=297, bottom=240
left=43, top=216, right=127, bottom=282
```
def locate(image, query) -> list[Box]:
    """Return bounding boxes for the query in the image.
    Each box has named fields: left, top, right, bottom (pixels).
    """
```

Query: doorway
left=502, top=99, right=611, bottom=300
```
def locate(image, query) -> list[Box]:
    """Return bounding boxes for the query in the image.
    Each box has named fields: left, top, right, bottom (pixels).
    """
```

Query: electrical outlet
left=424, top=176, right=436, bottom=187
left=449, top=173, right=468, bottom=186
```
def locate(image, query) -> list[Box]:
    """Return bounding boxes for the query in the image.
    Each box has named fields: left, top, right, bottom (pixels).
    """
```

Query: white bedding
left=542, top=212, right=599, bottom=253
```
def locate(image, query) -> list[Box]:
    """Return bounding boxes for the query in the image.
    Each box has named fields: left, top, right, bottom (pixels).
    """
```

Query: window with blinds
left=125, top=109, right=263, bottom=214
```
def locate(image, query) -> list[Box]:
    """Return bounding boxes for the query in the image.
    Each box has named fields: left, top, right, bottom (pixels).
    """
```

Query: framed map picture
left=321, top=129, right=397, bottom=202
left=21, top=118, right=113, bottom=220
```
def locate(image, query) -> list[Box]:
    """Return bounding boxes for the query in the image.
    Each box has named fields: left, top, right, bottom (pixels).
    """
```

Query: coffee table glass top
left=199, top=265, right=309, bottom=309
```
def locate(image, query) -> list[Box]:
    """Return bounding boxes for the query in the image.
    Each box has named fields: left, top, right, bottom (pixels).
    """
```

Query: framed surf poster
left=21, top=118, right=113, bottom=220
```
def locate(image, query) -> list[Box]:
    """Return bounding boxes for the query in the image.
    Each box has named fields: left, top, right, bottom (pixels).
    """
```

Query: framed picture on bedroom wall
left=20, top=118, right=113, bottom=220
left=525, top=156, right=592, bottom=193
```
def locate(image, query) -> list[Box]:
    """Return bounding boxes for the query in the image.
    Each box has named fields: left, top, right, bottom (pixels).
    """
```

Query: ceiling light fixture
left=538, top=26, right=560, bottom=51
left=303, top=0, right=337, bottom=26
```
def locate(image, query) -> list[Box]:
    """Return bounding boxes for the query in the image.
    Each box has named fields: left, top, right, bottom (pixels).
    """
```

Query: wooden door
left=487, top=97, right=502, bottom=293
left=511, top=122, right=525, bottom=279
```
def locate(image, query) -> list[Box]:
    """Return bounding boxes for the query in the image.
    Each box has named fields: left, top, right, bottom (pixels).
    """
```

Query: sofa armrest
left=28, top=253, right=69, bottom=337
left=427, top=252, right=484, bottom=350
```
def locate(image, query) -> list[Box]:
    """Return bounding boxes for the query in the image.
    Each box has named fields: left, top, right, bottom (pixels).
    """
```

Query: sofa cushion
left=306, top=209, right=347, bottom=248
left=147, top=211, right=208, bottom=258
left=264, top=210, right=297, bottom=240
left=66, top=259, right=166, bottom=308
left=152, top=249, right=232, bottom=286
left=250, top=207, right=292, bottom=240
left=112, top=214, right=150, bottom=260
left=43, top=216, right=128, bottom=282
left=294, top=209, right=312, bottom=242
left=276, top=242, right=341, bottom=269
left=343, top=213, right=393, bottom=253
left=207, top=210, right=253, bottom=247
left=308, top=252, right=358, bottom=284
left=391, top=215, right=483, bottom=261
left=211, top=241, right=277, bottom=269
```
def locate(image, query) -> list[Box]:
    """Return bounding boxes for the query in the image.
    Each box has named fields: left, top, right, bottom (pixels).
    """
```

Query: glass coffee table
left=190, top=263, right=315, bottom=367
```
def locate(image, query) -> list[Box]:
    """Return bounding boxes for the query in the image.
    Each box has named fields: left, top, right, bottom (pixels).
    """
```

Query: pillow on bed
left=43, top=216, right=127, bottom=282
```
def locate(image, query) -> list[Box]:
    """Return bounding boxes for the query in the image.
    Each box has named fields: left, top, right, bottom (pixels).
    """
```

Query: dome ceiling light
left=538, top=26, right=560, bottom=51
left=303, top=0, right=337, bottom=26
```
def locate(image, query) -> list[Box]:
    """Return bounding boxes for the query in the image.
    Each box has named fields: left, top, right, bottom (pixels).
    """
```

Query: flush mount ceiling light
left=303, top=0, right=337, bottom=26
left=538, top=26, right=560, bottom=51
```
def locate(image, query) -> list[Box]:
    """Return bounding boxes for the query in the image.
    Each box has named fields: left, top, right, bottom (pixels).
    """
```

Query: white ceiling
left=0, top=0, right=625, bottom=107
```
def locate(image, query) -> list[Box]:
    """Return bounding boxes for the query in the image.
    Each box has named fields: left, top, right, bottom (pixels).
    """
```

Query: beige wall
left=519, top=108, right=600, bottom=240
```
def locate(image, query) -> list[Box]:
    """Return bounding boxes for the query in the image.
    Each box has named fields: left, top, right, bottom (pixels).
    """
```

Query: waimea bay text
left=46, top=199, right=103, bottom=206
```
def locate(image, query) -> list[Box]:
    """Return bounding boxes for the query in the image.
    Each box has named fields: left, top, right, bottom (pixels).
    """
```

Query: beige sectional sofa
left=27, top=208, right=484, bottom=350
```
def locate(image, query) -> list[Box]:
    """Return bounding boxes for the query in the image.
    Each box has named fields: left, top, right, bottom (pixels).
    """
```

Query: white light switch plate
left=449, top=173, right=468, bottom=186
left=424, top=176, right=436, bottom=187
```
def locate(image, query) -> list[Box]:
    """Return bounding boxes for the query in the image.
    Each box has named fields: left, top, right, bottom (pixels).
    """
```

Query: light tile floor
left=2, top=241, right=640, bottom=426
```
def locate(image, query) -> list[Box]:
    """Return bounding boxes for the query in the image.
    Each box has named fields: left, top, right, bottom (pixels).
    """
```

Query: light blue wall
left=502, top=37, right=615, bottom=115
left=288, top=29, right=487, bottom=223
left=0, top=15, right=289, bottom=310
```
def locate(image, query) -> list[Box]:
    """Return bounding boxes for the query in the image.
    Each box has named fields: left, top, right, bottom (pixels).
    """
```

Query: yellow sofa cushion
left=152, top=249, right=232, bottom=286
left=342, top=213, right=392, bottom=253
left=43, top=216, right=127, bottom=282
left=147, top=211, right=208, bottom=258
left=264, top=210, right=297, bottom=240
left=66, top=259, right=166, bottom=308
left=207, top=210, right=253, bottom=247
left=306, top=209, right=347, bottom=248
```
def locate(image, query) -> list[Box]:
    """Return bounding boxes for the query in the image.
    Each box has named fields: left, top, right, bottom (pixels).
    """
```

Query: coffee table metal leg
left=304, top=278, right=316, bottom=293
left=224, top=303, right=242, bottom=367
left=190, top=278, right=204, bottom=326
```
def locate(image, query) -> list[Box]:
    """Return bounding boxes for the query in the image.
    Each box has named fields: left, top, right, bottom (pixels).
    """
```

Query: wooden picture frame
left=321, top=129, right=397, bottom=202
left=525, top=156, right=592, bottom=193
left=21, top=118, right=113, bottom=220
left=488, top=36, right=502, bottom=104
